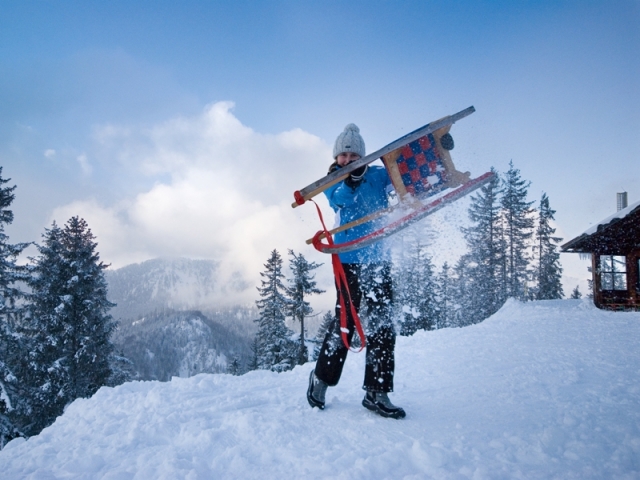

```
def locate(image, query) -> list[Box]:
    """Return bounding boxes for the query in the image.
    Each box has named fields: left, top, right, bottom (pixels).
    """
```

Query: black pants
left=314, top=262, right=396, bottom=392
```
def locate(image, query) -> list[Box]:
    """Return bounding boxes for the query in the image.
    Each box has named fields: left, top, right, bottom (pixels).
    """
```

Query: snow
left=2, top=299, right=640, bottom=479
left=582, top=199, right=640, bottom=236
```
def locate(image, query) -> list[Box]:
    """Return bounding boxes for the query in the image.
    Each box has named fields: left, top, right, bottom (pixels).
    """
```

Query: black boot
left=307, top=369, right=328, bottom=409
left=362, top=391, right=406, bottom=419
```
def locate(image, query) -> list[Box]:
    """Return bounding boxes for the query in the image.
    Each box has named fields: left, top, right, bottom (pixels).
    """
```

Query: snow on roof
left=581, top=198, right=640, bottom=236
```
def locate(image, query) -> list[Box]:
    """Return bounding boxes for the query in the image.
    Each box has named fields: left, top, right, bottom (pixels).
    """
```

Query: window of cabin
left=599, top=255, right=627, bottom=290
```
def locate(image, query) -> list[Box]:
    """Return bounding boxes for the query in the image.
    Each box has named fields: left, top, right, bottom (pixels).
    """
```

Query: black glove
left=344, top=164, right=368, bottom=189
left=440, top=133, right=454, bottom=150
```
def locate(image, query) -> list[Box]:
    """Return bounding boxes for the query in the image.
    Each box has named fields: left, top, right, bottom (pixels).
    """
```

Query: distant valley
left=106, top=258, right=258, bottom=379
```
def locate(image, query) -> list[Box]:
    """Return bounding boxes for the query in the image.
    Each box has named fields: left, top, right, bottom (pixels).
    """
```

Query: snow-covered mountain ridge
left=112, top=310, right=251, bottom=380
left=2, top=299, right=639, bottom=479
left=106, top=258, right=258, bottom=379
left=105, top=257, right=243, bottom=320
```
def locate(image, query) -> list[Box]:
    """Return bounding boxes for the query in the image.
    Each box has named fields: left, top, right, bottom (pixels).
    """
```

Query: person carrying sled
left=306, top=123, right=406, bottom=419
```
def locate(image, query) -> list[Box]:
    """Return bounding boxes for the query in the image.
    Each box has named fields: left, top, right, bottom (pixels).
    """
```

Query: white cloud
left=77, top=153, right=92, bottom=175
left=44, top=149, right=56, bottom=159
left=52, top=102, right=335, bottom=307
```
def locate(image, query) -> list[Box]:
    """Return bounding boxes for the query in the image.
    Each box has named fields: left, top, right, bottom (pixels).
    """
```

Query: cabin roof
left=561, top=200, right=640, bottom=254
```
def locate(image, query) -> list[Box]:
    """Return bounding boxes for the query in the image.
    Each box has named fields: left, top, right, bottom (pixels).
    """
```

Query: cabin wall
left=591, top=248, right=640, bottom=311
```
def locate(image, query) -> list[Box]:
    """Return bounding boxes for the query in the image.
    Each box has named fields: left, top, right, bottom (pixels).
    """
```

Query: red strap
left=293, top=190, right=306, bottom=206
left=309, top=200, right=366, bottom=352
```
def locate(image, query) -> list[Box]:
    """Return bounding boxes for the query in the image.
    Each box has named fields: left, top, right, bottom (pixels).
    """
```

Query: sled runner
left=293, top=106, right=495, bottom=254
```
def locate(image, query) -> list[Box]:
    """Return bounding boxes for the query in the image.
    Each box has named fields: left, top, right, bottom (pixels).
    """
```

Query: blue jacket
left=324, top=164, right=392, bottom=264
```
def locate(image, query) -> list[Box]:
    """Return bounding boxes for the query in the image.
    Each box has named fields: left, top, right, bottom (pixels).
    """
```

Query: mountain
left=106, top=257, right=241, bottom=320
left=113, top=310, right=253, bottom=380
left=2, top=299, right=639, bottom=478
left=105, top=258, right=258, bottom=380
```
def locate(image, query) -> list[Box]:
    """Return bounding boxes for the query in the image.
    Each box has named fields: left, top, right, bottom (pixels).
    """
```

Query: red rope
left=309, top=200, right=366, bottom=352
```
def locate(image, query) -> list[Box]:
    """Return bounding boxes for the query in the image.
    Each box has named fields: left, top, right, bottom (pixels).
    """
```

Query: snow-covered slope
left=2, top=299, right=639, bottom=479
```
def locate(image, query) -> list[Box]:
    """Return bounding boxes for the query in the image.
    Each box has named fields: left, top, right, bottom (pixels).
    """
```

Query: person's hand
left=345, top=165, right=368, bottom=188
left=440, top=133, right=454, bottom=150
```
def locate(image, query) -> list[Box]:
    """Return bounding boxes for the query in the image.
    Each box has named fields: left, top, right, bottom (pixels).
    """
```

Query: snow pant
left=314, top=262, right=396, bottom=392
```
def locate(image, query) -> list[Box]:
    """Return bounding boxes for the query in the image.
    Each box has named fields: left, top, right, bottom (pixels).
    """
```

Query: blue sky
left=1, top=0, right=638, bottom=303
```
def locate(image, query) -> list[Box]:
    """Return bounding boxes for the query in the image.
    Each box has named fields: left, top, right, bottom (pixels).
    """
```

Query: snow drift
left=1, top=299, right=639, bottom=479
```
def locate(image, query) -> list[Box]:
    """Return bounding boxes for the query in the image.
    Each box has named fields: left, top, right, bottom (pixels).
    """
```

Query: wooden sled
left=292, top=106, right=476, bottom=208
left=292, top=106, right=493, bottom=254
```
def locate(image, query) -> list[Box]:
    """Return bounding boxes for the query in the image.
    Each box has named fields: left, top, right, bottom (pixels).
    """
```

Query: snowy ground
left=1, top=299, right=639, bottom=479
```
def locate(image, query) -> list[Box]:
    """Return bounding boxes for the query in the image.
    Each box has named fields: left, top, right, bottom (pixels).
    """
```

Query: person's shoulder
left=368, top=164, right=386, bottom=173
left=367, top=164, right=390, bottom=181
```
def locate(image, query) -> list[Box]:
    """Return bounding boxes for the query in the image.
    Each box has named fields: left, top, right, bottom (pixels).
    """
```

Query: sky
left=2, top=299, right=639, bottom=477
left=1, top=0, right=638, bottom=305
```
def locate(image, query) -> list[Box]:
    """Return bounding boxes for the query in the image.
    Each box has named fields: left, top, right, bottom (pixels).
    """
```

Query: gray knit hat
left=333, top=123, right=365, bottom=159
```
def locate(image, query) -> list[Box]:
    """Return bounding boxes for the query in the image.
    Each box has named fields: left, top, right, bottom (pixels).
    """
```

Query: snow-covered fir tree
left=254, top=250, right=295, bottom=372
left=570, top=286, right=582, bottom=299
left=501, top=161, right=535, bottom=300
left=586, top=278, right=594, bottom=299
left=0, top=322, right=28, bottom=448
left=394, top=237, right=436, bottom=335
left=286, top=250, right=323, bottom=365
left=450, top=255, right=474, bottom=327
left=26, top=217, right=116, bottom=435
left=106, top=351, right=136, bottom=387
left=534, top=193, right=564, bottom=299
left=0, top=168, right=31, bottom=448
left=247, top=338, right=259, bottom=372
left=22, top=223, right=66, bottom=436
left=461, top=168, right=506, bottom=321
left=227, top=357, right=241, bottom=376
left=434, top=262, right=453, bottom=329
left=311, top=311, right=334, bottom=361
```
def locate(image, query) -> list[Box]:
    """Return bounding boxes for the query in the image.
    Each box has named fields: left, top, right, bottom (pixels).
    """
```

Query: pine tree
left=286, top=250, right=324, bottom=365
left=586, top=279, right=594, bottom=299
left=570, top=285, right=582, bottom=299
left=461, top=168, right=505, bottom=321
left=450, top=256, right=474, bottom=327
left=0, top=326, right=27, bottom=448
left=395, top=237, right=436, bottom=335
left=254, top=249, right=295, bottom=372
left=247, top=338, right=259, bottom=371
left=501, top=161, right=535, bottom=300
left=107, top=351, right=136, bottom=386
left=311, top=311, right=334, bottom=361
left=434, top=262, right=452, bottom=329
left=227, top=357, right=241, bottom=376
left=0, top=168, right=31, bottom=447
left=534, top=193, right=564, bottom=299
left=26, top=217, right=116, bottom=434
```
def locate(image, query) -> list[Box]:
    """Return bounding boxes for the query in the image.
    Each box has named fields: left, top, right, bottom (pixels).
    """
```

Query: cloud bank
left=51, top=102, right=334, bottom=306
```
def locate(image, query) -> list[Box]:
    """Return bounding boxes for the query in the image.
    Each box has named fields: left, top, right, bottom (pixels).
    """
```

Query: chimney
left=617, top=192, right=628, bottom=211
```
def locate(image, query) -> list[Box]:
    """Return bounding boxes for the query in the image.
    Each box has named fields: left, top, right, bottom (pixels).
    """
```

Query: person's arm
left=325, top=179, right=362, bottom=210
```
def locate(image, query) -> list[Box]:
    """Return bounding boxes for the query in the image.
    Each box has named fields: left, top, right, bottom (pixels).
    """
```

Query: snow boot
left=307, top=369, right=328, bottom=410
left=362, top=391, right=406, bottom=419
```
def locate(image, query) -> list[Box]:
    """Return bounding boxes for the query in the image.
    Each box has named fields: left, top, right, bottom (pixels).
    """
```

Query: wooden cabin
left=561, top=197, right=640, bottom=311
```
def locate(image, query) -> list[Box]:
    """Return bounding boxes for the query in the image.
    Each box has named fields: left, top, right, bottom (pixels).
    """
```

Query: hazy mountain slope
left=113, top=310, right=253, bottom=380
left=105, top=257, right=222, bottom=320
left=106, top=258, right=258, bottom=379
